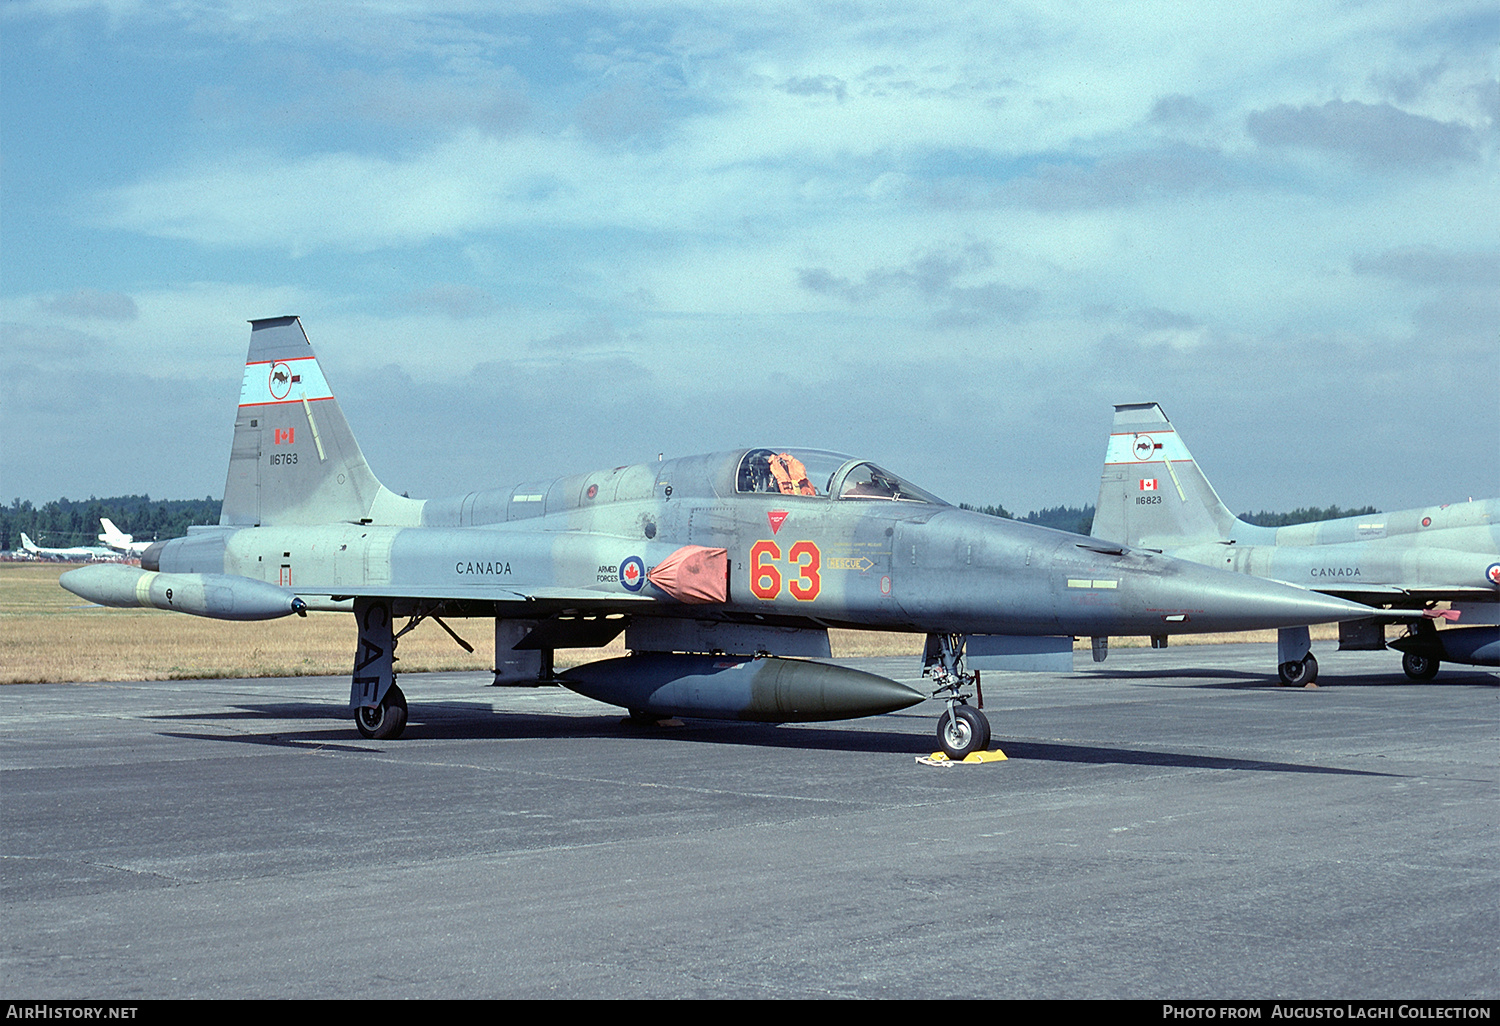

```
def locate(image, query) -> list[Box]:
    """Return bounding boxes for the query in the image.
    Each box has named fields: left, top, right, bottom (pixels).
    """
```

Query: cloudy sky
left=3, top=0, right=1496, bottom=519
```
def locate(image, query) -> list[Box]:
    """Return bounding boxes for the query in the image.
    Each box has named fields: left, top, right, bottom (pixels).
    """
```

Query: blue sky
left=3, top=0, right=1496, bottom=517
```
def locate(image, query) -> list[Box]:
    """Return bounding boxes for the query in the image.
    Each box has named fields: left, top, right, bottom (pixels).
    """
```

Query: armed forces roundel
left=620, top=555, right=646, bottom=592
left=1487, top=563, right=1500, bottom=587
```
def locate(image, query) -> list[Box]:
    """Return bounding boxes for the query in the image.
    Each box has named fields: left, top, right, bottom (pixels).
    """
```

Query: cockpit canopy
left=735, top=449, right=947, bottom=505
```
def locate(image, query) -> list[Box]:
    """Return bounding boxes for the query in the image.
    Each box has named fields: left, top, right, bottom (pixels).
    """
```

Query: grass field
left=0, top=561, right=1336, bottom=685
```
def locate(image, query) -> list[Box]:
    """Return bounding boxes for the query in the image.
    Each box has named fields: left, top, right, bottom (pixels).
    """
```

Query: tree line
left=4, top=493, right=1384, bottom=553
left=2, top=495, right=222, bottom=551
left=961, top=502, right=1382, bottom=535
left=960, top=503, right=1096, bottom=535
left=1238, top=505, right=1379, bottom=527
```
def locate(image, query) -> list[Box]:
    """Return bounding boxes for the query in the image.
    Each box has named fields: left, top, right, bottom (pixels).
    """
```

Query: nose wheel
left=936, top=704, right=991, bottom=760
left=924, top=632, right=993, bottom=759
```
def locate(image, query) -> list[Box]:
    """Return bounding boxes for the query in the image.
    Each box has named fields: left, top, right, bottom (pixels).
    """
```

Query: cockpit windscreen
left=834, top=462, right=946, bottom=504
left=736, top=449, right=946, bottom=505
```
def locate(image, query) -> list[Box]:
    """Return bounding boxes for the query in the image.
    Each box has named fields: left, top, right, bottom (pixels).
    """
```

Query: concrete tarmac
left=2, top=644, right=1495, bottom=999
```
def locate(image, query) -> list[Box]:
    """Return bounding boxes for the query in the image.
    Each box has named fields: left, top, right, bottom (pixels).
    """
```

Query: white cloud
left=0, top=282, right=323, bottom=378
left=37, top=288, right=138, bottom=320
left=7, top=0, right=1497, bottom=509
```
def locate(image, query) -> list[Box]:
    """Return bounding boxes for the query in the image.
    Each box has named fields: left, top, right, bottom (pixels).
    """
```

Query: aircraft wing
left=316, top=583, right=664, bottom=605
left=1315, top=584, right=1499, bottom=604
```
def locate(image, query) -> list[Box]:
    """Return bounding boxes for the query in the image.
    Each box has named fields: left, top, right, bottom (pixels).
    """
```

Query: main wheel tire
left=355, top=683, right=408, bottom=740
left=937, top=705, right=990, bottom=760
left=1278, top=654, right=1317, bottom=686
left=1402, top=651, right=1440, bottom=681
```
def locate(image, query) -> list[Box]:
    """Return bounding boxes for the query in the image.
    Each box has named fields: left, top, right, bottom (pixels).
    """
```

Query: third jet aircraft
left=1093, top=402, right=1499, bottom=683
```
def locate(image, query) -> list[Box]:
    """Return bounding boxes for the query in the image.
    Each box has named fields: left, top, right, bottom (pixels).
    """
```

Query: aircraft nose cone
left=1152, top=562, right=1375, bottom=633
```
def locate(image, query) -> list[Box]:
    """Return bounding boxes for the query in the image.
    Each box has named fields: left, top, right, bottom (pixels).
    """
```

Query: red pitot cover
left=647, top=546, right=728, bottom=604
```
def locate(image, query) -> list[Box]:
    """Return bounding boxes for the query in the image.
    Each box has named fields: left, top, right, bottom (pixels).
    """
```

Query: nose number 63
left=749, top=540, right=821, bottom=601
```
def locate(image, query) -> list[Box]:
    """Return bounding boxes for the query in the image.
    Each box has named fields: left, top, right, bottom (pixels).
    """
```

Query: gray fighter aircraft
left=62, top=319, right=1375, bottom=757
left=1093, top=402, right=1499, bottom=684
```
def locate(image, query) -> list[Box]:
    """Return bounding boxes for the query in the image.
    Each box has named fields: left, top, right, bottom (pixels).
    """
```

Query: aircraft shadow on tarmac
left=151, top=697, right=1399, bottom=775
left=152, top=701, right=350, bottom=723
left=158, top=700, right=932, bottom=754
left=158, top=730, right=381, bottom=754
left=1077, top=667, right=1498, bottom=689
left=1076, top=667, right=1271, bottom=685
left=992, top=740, right=1394, bottom=776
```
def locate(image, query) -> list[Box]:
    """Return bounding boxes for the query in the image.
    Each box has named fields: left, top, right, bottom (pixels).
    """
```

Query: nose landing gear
left=924, top=633, right=992, bottom=760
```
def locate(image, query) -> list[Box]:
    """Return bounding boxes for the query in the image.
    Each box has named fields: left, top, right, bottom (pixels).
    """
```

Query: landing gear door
left=350, top=597, right=395, bottom=710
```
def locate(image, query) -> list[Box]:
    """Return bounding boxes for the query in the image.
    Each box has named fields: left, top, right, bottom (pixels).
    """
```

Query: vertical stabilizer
left=1092, top=402, right=1240, bottom=548
left=221, top=317, right=423, bottom=527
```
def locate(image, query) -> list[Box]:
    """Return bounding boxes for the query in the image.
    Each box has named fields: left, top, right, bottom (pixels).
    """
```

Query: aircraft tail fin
left=221, top=317, right=423, bottom=527
left=1092, top=402, right=1240, bottom=548
left=99, top=518, right=127, bottom=543
left=20, top=533, right=39, bottom=553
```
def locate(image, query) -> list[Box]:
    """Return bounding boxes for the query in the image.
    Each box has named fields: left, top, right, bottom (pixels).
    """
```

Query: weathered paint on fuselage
left=1165, top=533, right=1500, bottom=599
left=1186, top=499, right=1500, bottom=599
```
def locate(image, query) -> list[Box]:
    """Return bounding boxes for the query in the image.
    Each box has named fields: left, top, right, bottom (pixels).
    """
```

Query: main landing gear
left=1395, top=619, right=1443, bottom=680
left=924, top=633, right=991, bottom=760
left=350, top=596, right=411, bottom=740
left=348, top=598, right=478, bottom=740
left=1278, top=653, right=1318, bottom=687
left=355, top=683, right=408, bottom=740
left=1401, top=650, right=1440, bottom=681
left=1276, top=626, right=1318, bottom=686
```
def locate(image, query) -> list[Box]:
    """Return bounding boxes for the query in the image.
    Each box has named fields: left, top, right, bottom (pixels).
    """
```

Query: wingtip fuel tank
left=60, top=563, right=304, bottom=621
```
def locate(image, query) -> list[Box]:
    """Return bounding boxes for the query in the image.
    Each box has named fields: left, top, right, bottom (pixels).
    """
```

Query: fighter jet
left=1093, top=402, right=1499, bottom=683
left=61, top=319, right=1374, bottom=757
left=98, top=518, right=152, bottom=557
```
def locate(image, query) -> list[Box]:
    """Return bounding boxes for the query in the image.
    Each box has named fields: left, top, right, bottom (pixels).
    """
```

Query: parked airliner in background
left=98, top=518, right=152, bottom=557
left=20, top=533, right=118, bottom=562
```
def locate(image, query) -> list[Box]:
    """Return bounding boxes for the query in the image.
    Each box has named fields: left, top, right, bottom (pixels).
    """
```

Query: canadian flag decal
left=274, top=427, right=295, bottom=445
left=1139, top=478, right=1158, bottom=491
left=767, top=510, right=788, bottom=534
